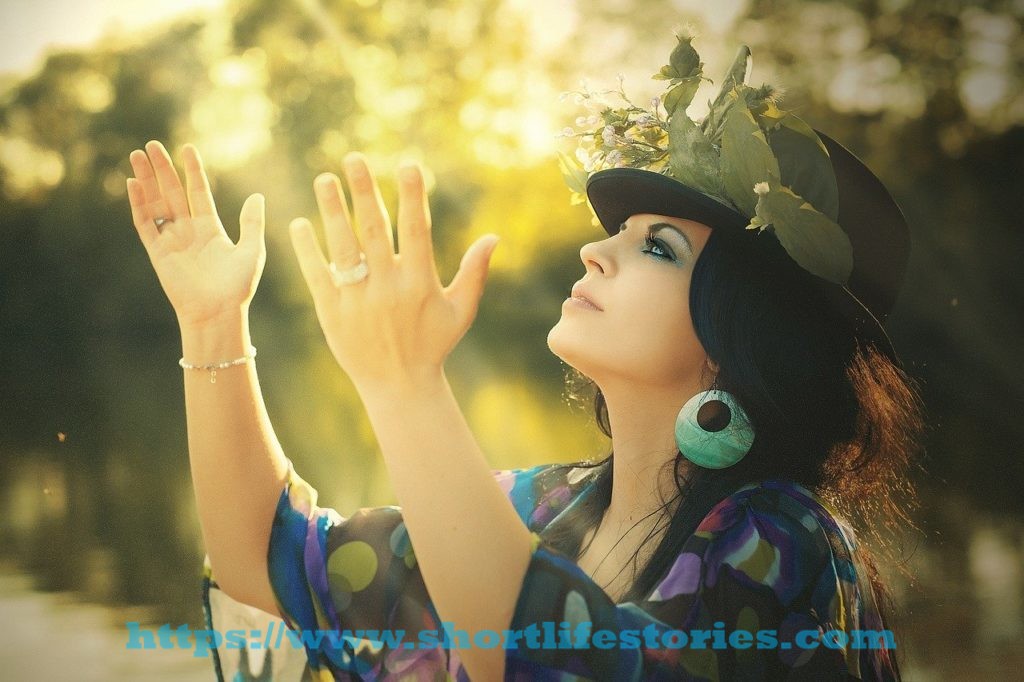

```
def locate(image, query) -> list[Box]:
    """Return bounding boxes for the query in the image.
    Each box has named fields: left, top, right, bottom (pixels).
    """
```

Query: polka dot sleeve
left=258, top=460, right=581, bottom=679
left=504, top=481, right=900, bottom=680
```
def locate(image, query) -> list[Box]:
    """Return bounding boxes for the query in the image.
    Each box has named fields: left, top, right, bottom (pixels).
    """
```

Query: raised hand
left=288, top=153, right=500, bottom=390
left=127, top=141, right=266, bottom=327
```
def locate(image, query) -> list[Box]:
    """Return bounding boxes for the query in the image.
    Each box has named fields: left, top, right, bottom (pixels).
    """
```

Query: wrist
left=354, top=366, right=448, bottom=404
left=179, top=310, right=253, bottom=367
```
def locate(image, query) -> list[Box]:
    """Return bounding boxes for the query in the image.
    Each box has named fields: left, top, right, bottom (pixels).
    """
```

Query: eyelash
left=642, top=230, right=674, bottom=260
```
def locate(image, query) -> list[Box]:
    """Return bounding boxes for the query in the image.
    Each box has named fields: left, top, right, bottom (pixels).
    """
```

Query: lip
left=569, top=284, right=603, bottom=311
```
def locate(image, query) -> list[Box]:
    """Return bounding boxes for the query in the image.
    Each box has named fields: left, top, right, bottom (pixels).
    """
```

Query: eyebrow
left=620, top=221, right=694, bottom=254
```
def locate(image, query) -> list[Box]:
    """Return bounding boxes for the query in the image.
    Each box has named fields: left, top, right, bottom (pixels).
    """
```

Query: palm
left=287, top=157, right=500, bottom=389
left=127, top=141, right=265, bottom=326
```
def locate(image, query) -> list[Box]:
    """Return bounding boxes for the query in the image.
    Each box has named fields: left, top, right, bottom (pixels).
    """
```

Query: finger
left=313, top=173, right=362, bottom=268
left=144, top=140, right=191, bottom=218
left=396, top=162, right=438, bottom=284
left=238, top=193, right=265, bottom=254
left=182, top=144, right=218, bottom=218
left=126, top=177, right=160, bottom=248
left=342, top=153, right=395, bottom=274
left=129, top=149, right=174, bottom=222
left=445, top=234, right=500, bottom=329
left=288, top=217, right=336, bottom=306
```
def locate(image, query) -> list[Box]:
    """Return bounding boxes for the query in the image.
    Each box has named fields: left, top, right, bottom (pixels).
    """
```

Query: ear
left=705, top=358, right=720, bottom=374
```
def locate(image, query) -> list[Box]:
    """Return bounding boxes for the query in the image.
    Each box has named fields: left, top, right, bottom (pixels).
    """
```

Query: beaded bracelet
left=179, top=345, right=257, bottom=384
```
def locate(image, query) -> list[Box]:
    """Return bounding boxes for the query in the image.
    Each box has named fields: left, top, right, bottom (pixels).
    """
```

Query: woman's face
left=547, top=213, right=714, bottom=388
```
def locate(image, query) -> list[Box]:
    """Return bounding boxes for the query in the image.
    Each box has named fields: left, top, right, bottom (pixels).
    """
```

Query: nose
left=579, top=240, right=607, bottom=273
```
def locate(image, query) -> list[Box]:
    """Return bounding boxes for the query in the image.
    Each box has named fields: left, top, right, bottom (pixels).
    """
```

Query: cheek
left=632, top=300, right=697, bottom=345
left=613, top=288, right=702, bottom=369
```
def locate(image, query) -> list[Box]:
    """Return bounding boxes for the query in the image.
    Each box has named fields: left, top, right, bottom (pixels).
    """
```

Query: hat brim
left=585, top=168, right=751, bottom=234
left=585, top=162, right=902, bottom=365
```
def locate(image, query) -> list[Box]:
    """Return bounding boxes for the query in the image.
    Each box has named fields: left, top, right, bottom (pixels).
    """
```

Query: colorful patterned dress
left=200, top=459, right=901, bottom=680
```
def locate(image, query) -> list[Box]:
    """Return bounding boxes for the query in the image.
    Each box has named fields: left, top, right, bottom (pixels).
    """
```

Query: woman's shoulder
left=652, top=478, right=860, bottom=611
left=699, top=477, right=856, bottom=548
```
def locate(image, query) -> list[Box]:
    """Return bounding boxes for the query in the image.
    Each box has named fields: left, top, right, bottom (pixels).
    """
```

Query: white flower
left=576, top=147, right=595, bottom=171
left=651, top=96, right=661, bottom=109
left=575, top=116, right=588, bottom=127
left=586, top=114, right=600, bottom=125
left=605, top=150, right=623, bottom=166
left=602, top=125, right=616, bottom=146
left=753, top=182, right=770, bottom=195
left=558, top=127, right=575, bottom=138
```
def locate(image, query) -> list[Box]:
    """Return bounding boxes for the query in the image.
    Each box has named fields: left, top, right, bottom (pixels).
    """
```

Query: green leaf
left=653, top=66, right=675, bottom=81
left=668, top=111, right=726, bottom=201
left=750, top=183, right=853, bottom=285
left=663, top=76, right=701, bottom=116
left=558, top=152, right=589, bottom=196
left=720, top=91, right=780, bottom=216
left=706, top=45, right=751, bottom=115
left=701, top=95, right=735, bottom=144
left=764, top=115, right=839, bottom=221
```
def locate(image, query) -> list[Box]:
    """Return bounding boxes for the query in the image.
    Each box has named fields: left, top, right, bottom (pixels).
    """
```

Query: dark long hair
left=541, top=224, right=926, bottom=668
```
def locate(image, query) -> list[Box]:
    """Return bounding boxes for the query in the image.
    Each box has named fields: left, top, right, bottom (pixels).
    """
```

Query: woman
left=126, top=37, right=923, bottom=680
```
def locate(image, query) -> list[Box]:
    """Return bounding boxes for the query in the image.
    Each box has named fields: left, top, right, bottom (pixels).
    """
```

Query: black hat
left=566, top=37, right=910, bottom=364
left=585, top=132, right=910, bottom=364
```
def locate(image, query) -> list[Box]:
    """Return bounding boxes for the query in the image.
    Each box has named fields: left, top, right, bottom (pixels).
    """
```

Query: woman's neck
left=599, top=380, right=696, bottom=533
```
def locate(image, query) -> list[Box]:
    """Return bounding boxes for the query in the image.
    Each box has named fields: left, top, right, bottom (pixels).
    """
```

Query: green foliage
left=558, top=151, right=589, bottom=204
left=719, top=90, right=782, bottom=216
left=667, top=111, right=726, bottom=203
left=764, top=114, right=839, bottom=222
left=653, top=33, right=708, bottom=117
left=701, top=45, right=751, bottom=143
left=748, top=182, right=853, bottom=285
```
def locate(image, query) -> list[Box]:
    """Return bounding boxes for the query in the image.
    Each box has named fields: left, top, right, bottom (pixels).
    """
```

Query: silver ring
left=154, top=217, right=172, bottom=229
left=329, top=253, right=369, bottom=286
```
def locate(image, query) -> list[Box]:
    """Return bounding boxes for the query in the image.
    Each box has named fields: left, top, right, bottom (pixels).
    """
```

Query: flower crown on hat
left=559, top=33, right=854, bottom=286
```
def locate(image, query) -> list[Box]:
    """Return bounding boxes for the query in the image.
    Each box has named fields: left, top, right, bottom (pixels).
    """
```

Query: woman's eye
left=643, top=231, right=674, bottom=260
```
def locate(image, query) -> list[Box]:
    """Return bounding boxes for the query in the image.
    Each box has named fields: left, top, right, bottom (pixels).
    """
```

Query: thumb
left=238, top=193, right=266, bottom=252
left=447, top=234, right=500, bottom=323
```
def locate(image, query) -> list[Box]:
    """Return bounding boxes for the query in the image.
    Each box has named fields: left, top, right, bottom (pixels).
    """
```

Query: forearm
left=180, top=310, right=291, bottom=607
left=357, top=372, right=533, bottom=681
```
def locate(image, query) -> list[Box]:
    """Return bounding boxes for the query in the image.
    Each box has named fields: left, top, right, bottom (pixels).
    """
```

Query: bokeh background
left=1, top=0, right=1022, bottom=679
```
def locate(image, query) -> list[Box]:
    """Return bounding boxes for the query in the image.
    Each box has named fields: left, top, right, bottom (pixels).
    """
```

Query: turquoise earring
left=674, top=386, right=755, bottom=469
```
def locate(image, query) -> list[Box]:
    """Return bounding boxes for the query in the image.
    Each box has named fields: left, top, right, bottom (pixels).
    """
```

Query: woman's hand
left=127, top=141, right=266, bottom=327
left=288, top=153, right=499, bottom=391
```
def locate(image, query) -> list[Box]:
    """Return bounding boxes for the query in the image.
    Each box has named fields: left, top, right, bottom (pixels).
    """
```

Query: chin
left=547, top=324, right=572, bottom=359
left=546, top=325, right=596, bottom=377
